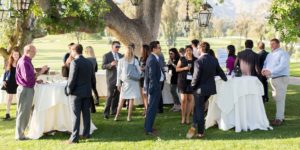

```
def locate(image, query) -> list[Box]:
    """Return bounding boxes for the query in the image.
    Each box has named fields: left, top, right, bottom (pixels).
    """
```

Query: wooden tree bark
left=104, top=0, right=164, bottom=55
left=35, top=0, right=165, bottom=55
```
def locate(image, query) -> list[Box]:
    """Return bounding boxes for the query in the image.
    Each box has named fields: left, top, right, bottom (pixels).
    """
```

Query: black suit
left=235, top=48, right=261, bottom=77
left=144, top=54, right=163, bottom=133
left=66, top=55, right=95, bottom=143
left=258, top=50, right=269, bottom=102
left=102, top=51, right=123, bottom=117
left=191, top=54, right=227, bottom=134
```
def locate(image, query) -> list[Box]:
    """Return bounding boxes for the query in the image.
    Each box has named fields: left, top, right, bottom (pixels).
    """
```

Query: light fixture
left=183, top=0, right=193, bottom=33
left=195, top=0, right=213, bottom=27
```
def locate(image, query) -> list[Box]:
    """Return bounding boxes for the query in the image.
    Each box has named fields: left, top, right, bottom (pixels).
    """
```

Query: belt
left=272, top=75, right=287, bottom=79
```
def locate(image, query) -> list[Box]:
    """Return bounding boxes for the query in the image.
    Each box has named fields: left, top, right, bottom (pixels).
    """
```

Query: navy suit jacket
left=66, top=55, right=96, bottom=97
left=191, top=54, right=227, bottom=96
left=144, top=54, right=161, bottom=95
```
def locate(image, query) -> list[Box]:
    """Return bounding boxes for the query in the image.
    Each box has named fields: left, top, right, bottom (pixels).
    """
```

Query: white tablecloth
left=27, top=81, right=97, bottom=139
left=206, top=76, right=272, bottom=132
left=95, top=70, right=174, bottom=105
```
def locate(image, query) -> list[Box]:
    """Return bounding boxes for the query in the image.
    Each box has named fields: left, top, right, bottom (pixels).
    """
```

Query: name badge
left=168, top=70, right=172, bottom=75
left=186, top=74, right=192, bottom=80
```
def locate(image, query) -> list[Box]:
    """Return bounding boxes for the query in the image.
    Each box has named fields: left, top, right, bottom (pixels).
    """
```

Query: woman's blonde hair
left=124, top=43, right=135, bottom=62
left=85, top=46, right=96, bottom=58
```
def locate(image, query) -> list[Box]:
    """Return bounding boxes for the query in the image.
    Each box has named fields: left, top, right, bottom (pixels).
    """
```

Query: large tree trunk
left=0, top=13, right=47, bottom=68
left=104, top=0, right=164, bottom=56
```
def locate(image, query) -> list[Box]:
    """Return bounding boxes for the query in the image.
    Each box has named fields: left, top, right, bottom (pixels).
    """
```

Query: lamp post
left=183, top=1, right=193, bottom=33
left=195, top=1, right=213, bottom=27
left=130, top=0, right=142, bottom=6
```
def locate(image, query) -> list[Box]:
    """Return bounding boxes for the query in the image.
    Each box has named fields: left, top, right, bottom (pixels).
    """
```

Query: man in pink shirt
left=15, top=44, right=48, bottom=140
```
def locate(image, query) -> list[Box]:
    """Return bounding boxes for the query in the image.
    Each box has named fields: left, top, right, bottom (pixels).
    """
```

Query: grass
left=0, top=35, right=299, bottom=149
left=0, top=85, right=300, bottom=149
left=290, top=63, right=300, bottom=77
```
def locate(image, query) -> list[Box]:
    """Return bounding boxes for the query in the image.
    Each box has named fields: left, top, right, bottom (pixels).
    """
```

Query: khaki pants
left=15, top=86, right=34, bottom=139
left=269, top=77, right=289, bottom=120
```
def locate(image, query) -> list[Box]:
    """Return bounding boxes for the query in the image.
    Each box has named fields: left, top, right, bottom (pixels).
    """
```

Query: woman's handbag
left=1, top=71, right=10, bottom=91
left=62, top=65, right=69, bottom=78
left=127, top=58, right=141, bottom=81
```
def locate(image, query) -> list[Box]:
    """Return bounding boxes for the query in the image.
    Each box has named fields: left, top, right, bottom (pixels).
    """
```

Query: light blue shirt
left=263, top=48, right=290, bottom=78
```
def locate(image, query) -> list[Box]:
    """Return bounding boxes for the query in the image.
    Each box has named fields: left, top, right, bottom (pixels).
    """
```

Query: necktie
left=114, top=53, right=118, bottom=61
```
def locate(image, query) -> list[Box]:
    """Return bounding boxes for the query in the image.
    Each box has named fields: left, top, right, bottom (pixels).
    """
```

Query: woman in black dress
left=168, top=48, right=181, bottom=112
left=2, top=49, right=21, bottom=120
left=176, top=45, right=197, bottom=124
left=139, top=44, right=150, bottom=116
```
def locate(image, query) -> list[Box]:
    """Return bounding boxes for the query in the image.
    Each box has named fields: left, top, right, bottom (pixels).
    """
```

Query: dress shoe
left=16, top=137, right=30, bottom=141
left=104, top=115, right=109, bottom=120
left=271, top=119, right=283, bottom=126
left=186, top=127, right=196, bottom=139
left=3, top=114, right=10, bottom=120
left=65, top=140, right=77, bottom=144
left=195, top=133, right=205, bottom=139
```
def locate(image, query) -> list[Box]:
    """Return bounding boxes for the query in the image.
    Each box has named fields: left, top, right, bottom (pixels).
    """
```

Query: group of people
left=1, top=37, right=289, bottom=142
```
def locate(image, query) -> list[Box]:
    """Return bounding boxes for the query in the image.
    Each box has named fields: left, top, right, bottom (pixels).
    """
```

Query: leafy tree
left=268, top=0, right=300, bottom=55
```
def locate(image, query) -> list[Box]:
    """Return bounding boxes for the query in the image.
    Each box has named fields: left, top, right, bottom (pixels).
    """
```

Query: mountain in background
left=210, top=0, right=270, bottom=19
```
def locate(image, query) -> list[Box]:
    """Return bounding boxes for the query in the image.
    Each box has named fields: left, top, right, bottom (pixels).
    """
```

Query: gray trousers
left=270, top=77, right=289, bottom=120
left=170, top=84, right=180, bottom=105
left=15, top=86, right=34, bottom=139
left=69, top=95, right=91, bottom=143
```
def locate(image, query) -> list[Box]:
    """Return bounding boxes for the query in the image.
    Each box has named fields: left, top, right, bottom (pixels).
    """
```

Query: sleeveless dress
left=177, top=56, right=197, bottom=94
left=6, top=67, right=18, bottom=94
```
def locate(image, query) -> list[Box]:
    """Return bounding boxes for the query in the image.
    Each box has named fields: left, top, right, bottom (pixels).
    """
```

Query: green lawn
left=0, top=85, right=300, bottom=149
left=0, top=35, right=299, bottom=149
left=290, top=63, right=300, bottom=77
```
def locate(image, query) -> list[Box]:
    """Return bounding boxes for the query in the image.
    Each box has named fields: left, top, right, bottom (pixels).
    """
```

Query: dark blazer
left=144, top=54, right=162, bottom=95
left=191, top=54, right=227, bottom=96
left=257, top=50, right=269, bottom=69
left=66, top=55, right=96, bottom=97
left=102, top=51, right=123, bottom=87
left=235, top=48, right=261, bottom=76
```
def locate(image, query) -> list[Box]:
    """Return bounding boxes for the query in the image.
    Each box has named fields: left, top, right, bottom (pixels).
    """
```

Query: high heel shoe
left=114, top=117, right=118, bottom=121
left=127, top=117, right=131, bottom=122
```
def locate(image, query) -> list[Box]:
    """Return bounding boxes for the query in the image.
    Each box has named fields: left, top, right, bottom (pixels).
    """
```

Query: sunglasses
left=115, top=45, right=121, bottom=48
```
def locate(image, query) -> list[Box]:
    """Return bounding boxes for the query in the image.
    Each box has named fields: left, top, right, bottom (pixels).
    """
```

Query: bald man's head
left=24, top=44, right=37, bottom=58
left=257, top=42, right=265, bottom=50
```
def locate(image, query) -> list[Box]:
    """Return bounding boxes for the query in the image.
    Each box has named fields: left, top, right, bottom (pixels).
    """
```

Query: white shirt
left=193, top=47, right=200, bottom=58
left=111, top=51, right=119, bottom=61
left=263, top=48, right=290, bottom=78
left=153, top=53, right=164, bottom=82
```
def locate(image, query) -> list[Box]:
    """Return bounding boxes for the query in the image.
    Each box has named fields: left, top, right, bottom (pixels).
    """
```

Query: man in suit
left=144, top=41, right=164, bottom=136
left=235, top=40, right=261, bottom=77
left=257, top=42, right=269, bottom=102
left=65, top=44, right=95, bottom=144
left=102, top=41, right=123, bottom=119
left=187, top=42, right=227, bottom=139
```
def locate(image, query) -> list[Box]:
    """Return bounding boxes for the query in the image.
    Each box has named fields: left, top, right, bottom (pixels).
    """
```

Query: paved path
left=289, top=77, right=300, bottom=85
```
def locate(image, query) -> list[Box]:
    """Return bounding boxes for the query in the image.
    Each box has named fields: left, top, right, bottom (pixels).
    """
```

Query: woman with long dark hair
left=226, top=45, right=236, bottom=75
left=176, top=45, right=197, bottom=124
left=139, top=44, right=150, bottom=116
left=2, top=48, right=21, bottom=120
left=168, top=48, right=181, bottom=112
